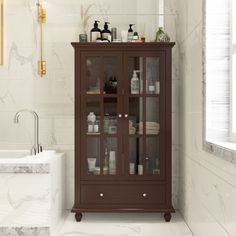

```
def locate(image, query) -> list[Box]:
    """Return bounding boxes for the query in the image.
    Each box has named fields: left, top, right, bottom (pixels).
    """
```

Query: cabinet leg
left=75, top=212, right=82, bottom=222
left=164, top=212, right=171, bottom=222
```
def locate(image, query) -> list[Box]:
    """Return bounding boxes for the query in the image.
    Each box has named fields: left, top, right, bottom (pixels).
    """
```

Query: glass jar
left=108, top=116, right=117, bottom=134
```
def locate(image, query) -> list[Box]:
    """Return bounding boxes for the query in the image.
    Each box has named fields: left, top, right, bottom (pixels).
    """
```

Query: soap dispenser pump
left=90, top=20, right=101, bottom=42
left=128, top=24, right=135, bottom=42
left=101, top=22, right=111, bottom=41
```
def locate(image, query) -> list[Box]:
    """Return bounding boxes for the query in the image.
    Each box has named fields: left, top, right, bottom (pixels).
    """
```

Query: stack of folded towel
left=129, top=120, right=137, bottom=134
left=138, top=122, right=160, bottom=134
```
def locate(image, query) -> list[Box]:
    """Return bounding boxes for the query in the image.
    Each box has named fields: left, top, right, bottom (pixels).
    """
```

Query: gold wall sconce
left=37, top=0, right=46, bottom=77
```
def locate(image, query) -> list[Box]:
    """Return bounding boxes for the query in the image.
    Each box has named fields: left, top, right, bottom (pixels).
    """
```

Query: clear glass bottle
left=87, top=120, right=93, bottom=133
left=155, top=27, right=164, bottom=42
left=104, top=147, right=109, bottom=174
left=94, top=120, right=99, bottom=133
left=148, top=80, right=156, bottom=94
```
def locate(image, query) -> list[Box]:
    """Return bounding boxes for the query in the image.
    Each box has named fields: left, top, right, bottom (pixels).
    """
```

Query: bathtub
left=0, top=150, right=59, bottom=173
left=0, top=150, right=30, bottom=159
left=0, top=150, right=66, bottom=236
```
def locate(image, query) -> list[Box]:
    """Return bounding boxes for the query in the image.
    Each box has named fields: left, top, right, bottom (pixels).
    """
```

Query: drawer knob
left=142, top=193, right=147, bottom=197
left=99, top=193, right=104, bottom=197
left=118, top=114, right=122, bottom=118
left=124, top=114, right=128, bottom=118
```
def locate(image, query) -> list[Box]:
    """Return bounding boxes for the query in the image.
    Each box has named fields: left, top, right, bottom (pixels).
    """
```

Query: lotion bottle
left=90, top=20, right=101, bottom=42
left=131, top=70, right=140, bottom=94
left=101, top=22, right=111, bottom=41
left=128, top=24, right=134, bottom=42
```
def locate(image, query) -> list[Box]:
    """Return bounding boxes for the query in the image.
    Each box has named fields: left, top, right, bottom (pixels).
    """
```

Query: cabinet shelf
left=86, top=133, right=101, bottom=136
left=86, top=133, right=118, bottom=137
left=129, top=94, right=160, bottom=98
left=128, top=134, right=160, bottom=138
left=85, top=94, right=118, bottom=98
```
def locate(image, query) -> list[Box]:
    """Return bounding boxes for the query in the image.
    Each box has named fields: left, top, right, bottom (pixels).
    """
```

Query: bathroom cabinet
left=71, top=42, right=175, bottom=222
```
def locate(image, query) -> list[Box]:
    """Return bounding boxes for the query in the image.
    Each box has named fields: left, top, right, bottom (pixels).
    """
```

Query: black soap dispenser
left=101, top=22, right=111, bottom=41
left=90, top=20, right=101, bottom=42
left=128, top=24, right=134, bottom=42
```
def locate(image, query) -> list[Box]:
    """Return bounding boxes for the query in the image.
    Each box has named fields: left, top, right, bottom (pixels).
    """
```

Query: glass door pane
left=104, top=57, right=118, bottom=95
left=126, top=54, right=162, bottom=178
left=86, top=57, right=101, bottom=94
left=128, top=57, right=144, bottom=94
left=146, top=57, right=160, bottom=94
left=145, top=98, right=160, bottom=135
left=86, top=98, right=101, bottom=175
left=87, top=137, right=100, bottom=175
left=83, top=53, right=122, bottom=178
left=146, top=138, right=160, bottom=175
left=129, top=138, right=143, bottom=175
left=104, top=138, right=118, bottom=175
left=144, top=56, right=161, bottom=176
left=129, top=97, right=143, bottom=135
left=86, top=98, right=100, bottom=135
left=104, top=97, right=118, bottom=134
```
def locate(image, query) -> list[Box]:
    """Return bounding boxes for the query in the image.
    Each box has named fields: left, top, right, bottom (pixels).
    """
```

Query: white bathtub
left=0, top=150, right=66, bottom=236
left=0, top=150, right=30, bottom=159
left=0, top=150, right=61, bottom=173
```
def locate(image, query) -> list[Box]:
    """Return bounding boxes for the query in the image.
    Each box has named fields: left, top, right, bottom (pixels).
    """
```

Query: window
left=230, top=0, right=236, bottom=141
left=204, top=0, right=236, bottom=156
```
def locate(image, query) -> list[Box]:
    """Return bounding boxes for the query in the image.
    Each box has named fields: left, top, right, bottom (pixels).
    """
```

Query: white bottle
left=131, top=70, right=140, bottom=94
left=109, top=151, right=116, bottom=175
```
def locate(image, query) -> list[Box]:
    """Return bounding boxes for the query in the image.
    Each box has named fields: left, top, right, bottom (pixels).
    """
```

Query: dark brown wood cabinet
left=71, top=42, right=175, bottom=222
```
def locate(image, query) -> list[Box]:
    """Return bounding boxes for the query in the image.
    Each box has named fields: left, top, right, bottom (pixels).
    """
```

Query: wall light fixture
left=37, top=0, right=46, bottom=77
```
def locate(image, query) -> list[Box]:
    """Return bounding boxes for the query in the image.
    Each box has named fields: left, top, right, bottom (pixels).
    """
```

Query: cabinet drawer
left=81, top=184, right=166, bottom=205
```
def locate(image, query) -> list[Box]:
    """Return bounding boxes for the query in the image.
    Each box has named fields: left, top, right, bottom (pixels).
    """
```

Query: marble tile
left=0, top=227, right=50, bottom=236
left=0, top=173, right=50, bottom=226
left=59, top=212, right=193, bottom=236
left=0, top=164, right=49, bottom=173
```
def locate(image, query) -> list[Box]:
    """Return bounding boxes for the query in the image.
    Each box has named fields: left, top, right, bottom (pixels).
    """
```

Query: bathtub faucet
left=14, top=110, right=42, bottom=155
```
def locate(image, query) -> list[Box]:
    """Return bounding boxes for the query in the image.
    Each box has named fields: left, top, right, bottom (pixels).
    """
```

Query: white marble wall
left=0, top=0, right=179, bottom=210
left=177, top=0, right=236, bottom=235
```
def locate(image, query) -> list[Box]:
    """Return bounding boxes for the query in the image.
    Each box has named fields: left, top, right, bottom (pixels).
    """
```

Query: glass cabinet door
left=81, top=53, right=122, bottom=179
left=126, top=55, right=163, bottom=178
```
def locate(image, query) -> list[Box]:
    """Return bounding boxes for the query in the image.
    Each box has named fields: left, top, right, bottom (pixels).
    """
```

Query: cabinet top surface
left=71, top=42, right=175, bottom=50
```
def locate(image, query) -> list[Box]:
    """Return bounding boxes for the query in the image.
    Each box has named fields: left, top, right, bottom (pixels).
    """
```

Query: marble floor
left=59, top=212, right=193, bottom=236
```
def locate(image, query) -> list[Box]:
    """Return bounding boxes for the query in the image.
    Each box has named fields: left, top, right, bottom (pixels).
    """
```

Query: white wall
left=0, top=0, right=179, bottom=210
left=177, top=0, right=236, bottom=235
